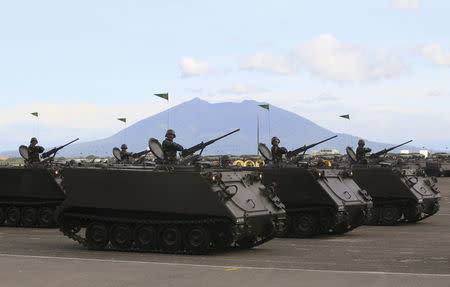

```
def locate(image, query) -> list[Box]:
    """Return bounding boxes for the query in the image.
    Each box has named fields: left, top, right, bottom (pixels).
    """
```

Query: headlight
left=236, top=218, right=245, bottom=224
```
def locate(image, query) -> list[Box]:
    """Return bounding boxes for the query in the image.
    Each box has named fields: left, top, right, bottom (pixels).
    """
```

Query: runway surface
left=0, top=178, right=449, bottom=287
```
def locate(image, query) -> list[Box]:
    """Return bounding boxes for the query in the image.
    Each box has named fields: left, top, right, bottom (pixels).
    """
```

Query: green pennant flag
left=154, top=93, right=169, bottom=100
left=339, top=114, right=350, bottom=120
left=117, top=118, right=127, bottom=123
left=31, top=112, right=39, bottom=117
left=258, top=104, right=270, bottom=110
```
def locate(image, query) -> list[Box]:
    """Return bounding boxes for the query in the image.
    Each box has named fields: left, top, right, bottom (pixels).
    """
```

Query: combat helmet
left=30, top=137, right=38, bottom=144
left=358, top=139, right=365, bottom=146
left=271, top=136, right=280, bottom=145
left=165, top=129, right=176, bottom=138
left=121, top=144, right=128, bottom=150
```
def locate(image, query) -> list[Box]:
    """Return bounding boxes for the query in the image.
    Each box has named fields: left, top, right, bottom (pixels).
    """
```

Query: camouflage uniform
left=220, top=155, right=232, bottom=167
left=271, top=137, right=287, bottom=166
left=27, top=137, right=45, bottom=164
left=119, top=144, right=133, bottom=164
left=356, top=139, right=371, bottom=164
left=162, top=129, right=184, bottom=164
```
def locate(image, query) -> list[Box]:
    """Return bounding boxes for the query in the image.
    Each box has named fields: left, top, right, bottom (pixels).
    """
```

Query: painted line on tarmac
left=0, top=253, right=449, bottom=278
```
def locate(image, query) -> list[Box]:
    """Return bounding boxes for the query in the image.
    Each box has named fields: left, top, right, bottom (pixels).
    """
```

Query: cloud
left=393, top=0, right=420, bottom=10
left=295, top=34, right=408, bottom=82
left=427, top=90, right=449, bottom=97
left=240, top=52, right=294, bottom=74
left=420, top=45, right=450, bottom=67
left=179, top=57, right=212, bottom=77
left=295, top=93, right=339, bottom=105
left=219, top=84, right=268, bottom=95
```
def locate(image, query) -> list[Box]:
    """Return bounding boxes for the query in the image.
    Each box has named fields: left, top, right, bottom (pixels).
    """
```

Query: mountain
left=1, top=98, right=416, bottom=157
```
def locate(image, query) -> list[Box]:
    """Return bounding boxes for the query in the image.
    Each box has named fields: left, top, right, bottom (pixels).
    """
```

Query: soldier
left=220, top=155, right=232, bottom=167
left=356, top=139, right=371, bottom=164
left=27, top=137, right=45, bottom=164
left=119, top=144, right=133, bottom=164
left=162, top=129, right=184, bottom=164
left=271, top=136, right=287, bottom=166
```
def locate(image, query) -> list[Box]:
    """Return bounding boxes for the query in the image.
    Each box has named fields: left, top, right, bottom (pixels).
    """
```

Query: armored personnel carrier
left=426, top=153, right=450, bottom=177
left=0, top=139, right=78, bottom=227
left=58, top=131, right=286, bottom=254
left=256, top=136, right=372, bottom=237
left=347, top=141, right=441, bottom=225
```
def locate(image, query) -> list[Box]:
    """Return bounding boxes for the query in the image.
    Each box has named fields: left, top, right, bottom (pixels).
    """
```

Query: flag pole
left=154, top=93, right=170, bottom=130
left=268, top=108, right=271, bottom=142
left=257, top=114, right=260, bottom=155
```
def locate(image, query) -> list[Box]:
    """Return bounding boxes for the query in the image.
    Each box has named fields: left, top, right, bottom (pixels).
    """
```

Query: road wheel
left=185, top=226, right=210, bottom=251
left=0, top=208, right=5, bottom=225
left=38, top=207, right=54, bottom=227
left=135, top=225, right=157, bottom=250
left=292, top=214, right=317, bottom=237
left=159, top=226, right=182, bottom=251
left=381, top=206, right=401, bottom=225
left=86, top=222, right=109, bottom=250
left=6, top=207, right=21, bottom=226
left=22, top=207, right=38, bottom=227
left=110, top=224, right=133, bottom=250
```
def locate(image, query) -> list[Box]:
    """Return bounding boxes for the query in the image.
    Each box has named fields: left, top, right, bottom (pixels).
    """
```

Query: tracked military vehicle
left=0, top=138, right=78, bottom=227
left=347, top=141, right=441, bottom=225
left=426, top=153, right=450, bottom=177
left=256, top=136, right=372, bottom=237
left=58, top=130, right=286, bottom=254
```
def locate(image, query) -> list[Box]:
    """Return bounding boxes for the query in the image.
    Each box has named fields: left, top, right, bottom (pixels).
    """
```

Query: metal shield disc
left=346, top=146, right=357, bottom=163
left=112, top=147, right=122, bottom=161
left=19, top=145, right=29, bottom=160
left=149, top=138, right=164, bottom=160
left=258, top=143, right=272, bottom=161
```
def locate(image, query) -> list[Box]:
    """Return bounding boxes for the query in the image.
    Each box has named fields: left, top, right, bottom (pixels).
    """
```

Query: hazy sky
left=1, top=0, right=449, bottom=151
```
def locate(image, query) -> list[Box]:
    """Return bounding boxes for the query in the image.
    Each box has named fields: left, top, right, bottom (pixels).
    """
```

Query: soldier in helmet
left=119, top=144, right=133, bottom=164
left=162, top=129, right=184, bottom=164
left=271, top=136, right=288, bottom=166
left=220, top=155, right=232, bottom=167
left=356, top=139, right=371, bottom=164
left=27, top=137, right=45, bottom=164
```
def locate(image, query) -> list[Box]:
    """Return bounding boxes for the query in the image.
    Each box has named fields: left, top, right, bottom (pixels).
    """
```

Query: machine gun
left=286, top=135, right=338, bottom=159
left=181, top=129, right=240, bottom=157
left=369, top=140, right=413, bottom=159
left=133, top=149, right=151, bottom=158
left=42, top=138, right=79, bottom=159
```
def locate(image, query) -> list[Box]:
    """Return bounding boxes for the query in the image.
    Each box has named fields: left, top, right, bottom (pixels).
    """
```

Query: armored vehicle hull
left=0, top=166, right=65, bottom=227
left=352, top=166, right=440, bottom=225
left=58, top=166, right=285, bottom=254
left=260, top=167, right=372, bottom=237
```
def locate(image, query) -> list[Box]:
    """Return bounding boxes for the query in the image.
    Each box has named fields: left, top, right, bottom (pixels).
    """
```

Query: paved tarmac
left=0, top=179, right=449, bottom=287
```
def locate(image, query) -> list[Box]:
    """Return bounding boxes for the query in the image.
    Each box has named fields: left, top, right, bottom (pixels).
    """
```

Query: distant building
left=311, top=149, right=341, bottom=156
left=419, top=150, right=430, bottom=158
left=0, top=155, right=10, bottom=160
left=400, top=150, right=410, bottom=154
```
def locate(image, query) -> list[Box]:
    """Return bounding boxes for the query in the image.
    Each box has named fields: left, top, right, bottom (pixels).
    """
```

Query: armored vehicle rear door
left=262, top=167, right=334, bottom=208
left=353, top=166, right=418, bottom=200
left=315, top=169, right=365, bottom=205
